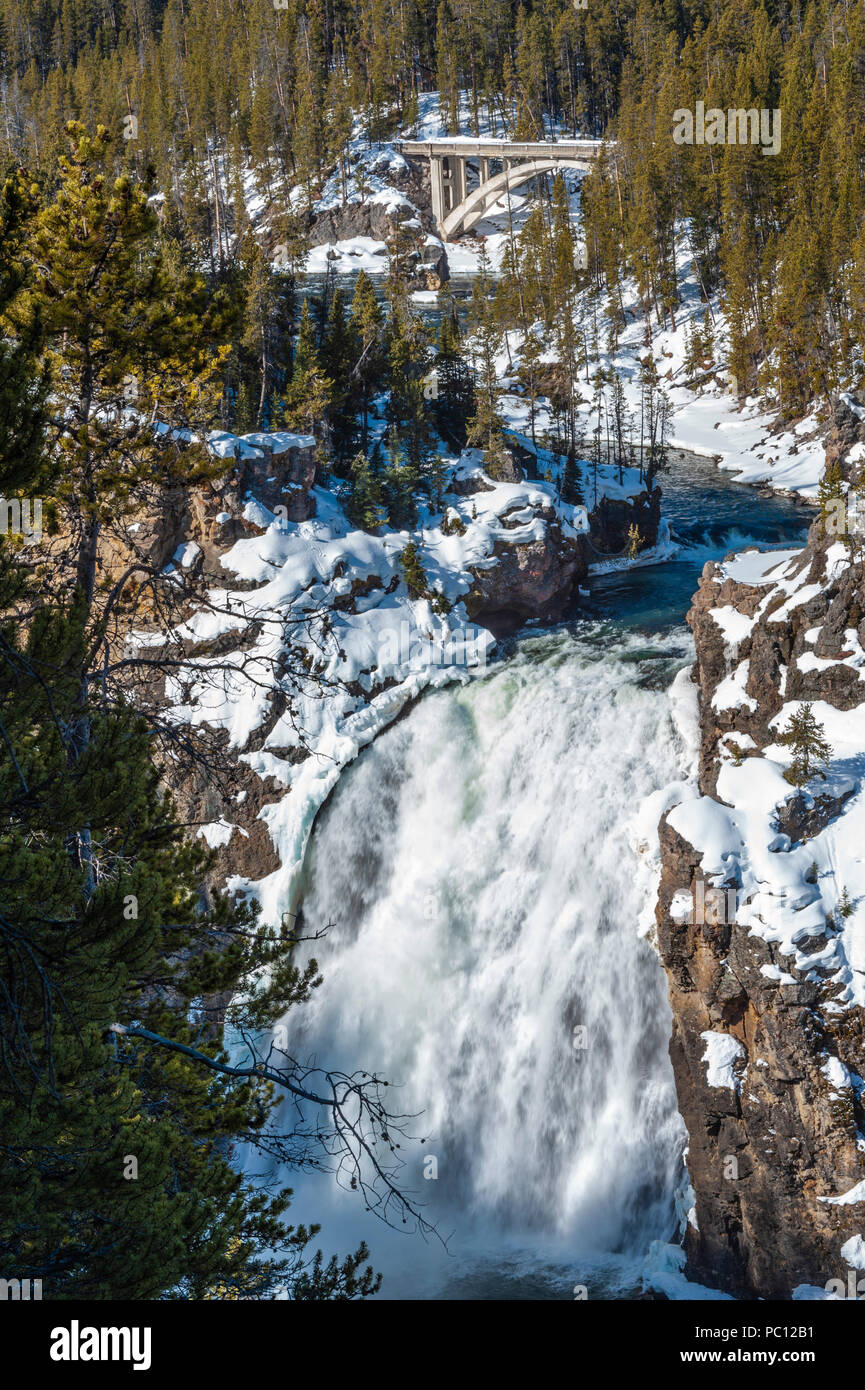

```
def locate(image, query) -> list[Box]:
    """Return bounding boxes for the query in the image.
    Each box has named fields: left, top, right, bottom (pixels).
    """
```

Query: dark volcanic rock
left=590, top=486, right=662, bottom=556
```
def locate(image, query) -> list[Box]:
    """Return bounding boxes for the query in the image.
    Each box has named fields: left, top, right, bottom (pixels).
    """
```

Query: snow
left=304, top=236, right=390, bottom=275
left=796, top=628, right=865, bottom=682
left=230, top=83, right=839, bottom=508
left=663, top=537, right=865, bottom=1018
left=822, top=1054, right=855, bottom=1096
left=137, top=444, right=648, bottom=926
left=700, top=1031, right=746, bottom=1090
left=709, top=605, right=756, bottom=645
left=841, top=1234, right=865, bottom=1267
left=667, top=392, right=824, bottom=497
left=711, top=658, right=757, bottom=714
left=669, top=665, right=701, bottom=776
left=768, top=698, right=865, bottom=761
left=198, top=818, right=247, bottom=849
left=207, top=428, right=315, bottom=458
left=819, top=1180, right=865, bottom=1208
left=588, top=518, right=679, bottom=573
left=173, top=541, right=200, bottom=568
left=720, top=548, right=801, bottom=584
left=497, top=236, right=827, bottom=497
left=760, top=964, right=796, bottom=985
left=281, top=88, right=826, bottom=499
left=641, top=1241, right=734, bottom=1300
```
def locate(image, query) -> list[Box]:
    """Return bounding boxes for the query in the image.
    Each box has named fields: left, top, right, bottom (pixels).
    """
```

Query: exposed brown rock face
left=657, top=816, right=865, bottom=1299
left=305, top=157, right=433, bottom=245
left=99, top=432, right=317, bottom=594
left=293, top=156, right=450, bottom=290
left=90, top=432, right=319, bottom=884
left=465, top=483, right=661, bottom=636
left=464, top=504, right=590, bottom=634
left=656, top=394, right=865, bottom=1299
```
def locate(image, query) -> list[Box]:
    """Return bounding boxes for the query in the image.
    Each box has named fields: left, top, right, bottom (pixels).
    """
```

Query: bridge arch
left=441, top=157, right=595, bottom=239
left=396, top=139, right=608, bottom=242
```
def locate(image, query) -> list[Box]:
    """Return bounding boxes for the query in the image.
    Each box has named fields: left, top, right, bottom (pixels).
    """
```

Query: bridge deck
left=397, top=139, right=606, bottom=159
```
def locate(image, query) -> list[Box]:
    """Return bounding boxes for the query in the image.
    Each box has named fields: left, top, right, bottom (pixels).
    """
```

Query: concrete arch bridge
left=396, top=138, right=609, bottom=241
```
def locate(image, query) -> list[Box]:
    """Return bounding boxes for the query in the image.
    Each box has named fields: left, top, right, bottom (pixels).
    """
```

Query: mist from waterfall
left=264, top=625, right=692, bottom=1298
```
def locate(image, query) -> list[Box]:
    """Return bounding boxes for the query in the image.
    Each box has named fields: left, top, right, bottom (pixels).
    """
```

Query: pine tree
left=516, top=329, right=543, bottom=455
left=560, top=448, right=584, bottom=506
left=433, top=298, right=474, bottom=450
left=322, top=288, right=360, bottom=469
left=0, top=126, right=431, bottom=1299
left=384, top=290, right=434, bottom=490
left=238, top=238, right=289, bottom=430
left=638, top=353, right=670, bottom=491
left=465, top=244, right=506, bottom=472
left=292, top=297, right=319, bottom=378
left=398, top=539, right=428, bottom=599
left=382, top=459, right=419, bottom=530
left=779, top=703, right=833, bottom=787
left=818, top=459, right=847, bottom=539
left=0, top=171, right=49, bottom=497
left=233, top=378, right=256, bottom=435
left=281, top=298, right=333, bottom=441
left=550, top=173, right=577, bottom=316
left=6, top=123, right=235, bottom=618
left=609, top=368, right=631, bottom=485
left=326, top=71, right=354, bottom=203
left=347, top=450, right=387, bottom=531
left=348, top=270, right=386, bottom=453
left=0, top=601, right=381, bottom=1300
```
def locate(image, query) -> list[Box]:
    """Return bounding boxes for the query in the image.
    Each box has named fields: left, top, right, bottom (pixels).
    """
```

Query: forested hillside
left=2, top=0, right=865, bottom=414
left=3, top=0, right=865, bottom=1316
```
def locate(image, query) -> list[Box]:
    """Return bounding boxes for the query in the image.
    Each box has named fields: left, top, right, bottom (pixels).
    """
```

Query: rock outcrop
left=464, top=499, right=590, bottom=633
left=99, top=429, right=317, bottom=591
left=656, top=393, right=865, bottom=1298
left=295, top=155, right=450, bottom=289
left=457, top=451, right=661, bottom=636
left=306, top=154, right=432, bottom=245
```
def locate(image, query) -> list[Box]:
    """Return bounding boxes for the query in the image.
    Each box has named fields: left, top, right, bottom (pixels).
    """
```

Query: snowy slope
left=135, top=439, right=654, bottom=926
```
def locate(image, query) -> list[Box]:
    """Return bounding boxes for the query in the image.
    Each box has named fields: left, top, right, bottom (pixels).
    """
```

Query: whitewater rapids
left=254, top=625, right=693, bottom=1298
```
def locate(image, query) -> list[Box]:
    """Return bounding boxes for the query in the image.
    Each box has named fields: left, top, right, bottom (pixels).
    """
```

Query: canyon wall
left=656, top=394, right=865, bottom=1298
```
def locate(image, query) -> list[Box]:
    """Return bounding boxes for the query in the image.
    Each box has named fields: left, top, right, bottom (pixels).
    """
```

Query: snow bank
left=133, top=445, right=613, bottom=925
left=701, top=1031, right=745, bottom=1091
left=663, top=544, right=865, bottom=1015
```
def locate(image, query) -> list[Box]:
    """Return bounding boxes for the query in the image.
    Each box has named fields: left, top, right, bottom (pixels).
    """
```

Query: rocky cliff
left=115, top=433, right=657, bottom=927
left=656, top=393, right=865, bottom=1299
left=456, top=450, right=661, bottom=634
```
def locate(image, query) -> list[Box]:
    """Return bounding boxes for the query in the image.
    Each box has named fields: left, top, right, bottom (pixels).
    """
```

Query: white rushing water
left=263, top=624, right=691, bottom=1298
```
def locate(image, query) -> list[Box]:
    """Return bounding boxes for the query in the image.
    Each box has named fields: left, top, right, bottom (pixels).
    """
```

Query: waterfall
left=264, top=624, right=691, bottom=1298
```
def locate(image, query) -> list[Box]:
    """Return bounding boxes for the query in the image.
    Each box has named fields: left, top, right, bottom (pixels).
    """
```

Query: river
left=246, top=440, right=811, bottom=1300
